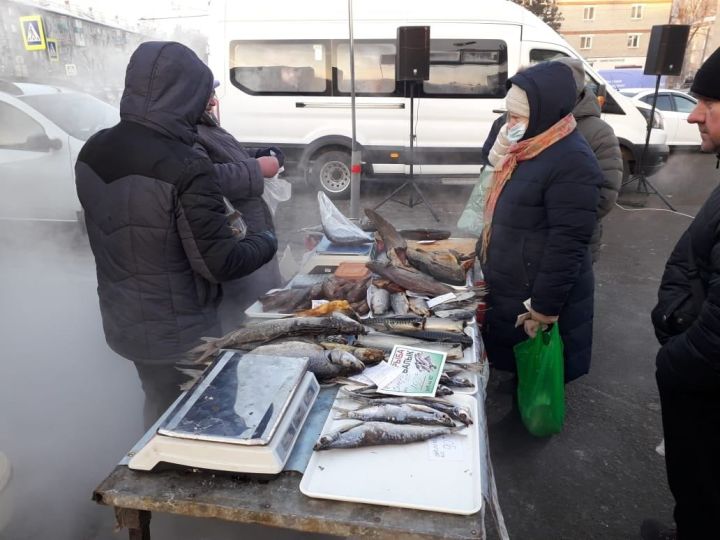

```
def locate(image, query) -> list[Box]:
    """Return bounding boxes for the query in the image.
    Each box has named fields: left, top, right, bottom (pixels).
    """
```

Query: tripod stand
left=373, top=81, right=440, bottom=221
left=621, top=74, right=677, bottom=211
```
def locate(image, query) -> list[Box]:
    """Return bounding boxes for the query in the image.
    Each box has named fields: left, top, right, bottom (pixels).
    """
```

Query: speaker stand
left=620, top=74, right=676, bottom=212
left=373, top=81, right=440, bottom=222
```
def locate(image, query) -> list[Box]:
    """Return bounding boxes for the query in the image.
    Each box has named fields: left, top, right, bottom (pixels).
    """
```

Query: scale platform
left=128, top=352, right=319, bottom=475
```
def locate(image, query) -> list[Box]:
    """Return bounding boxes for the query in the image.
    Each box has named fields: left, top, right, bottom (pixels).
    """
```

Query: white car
left=620, top=88, right=701, bottom=148
left=0, top=81, right=119, bottom=221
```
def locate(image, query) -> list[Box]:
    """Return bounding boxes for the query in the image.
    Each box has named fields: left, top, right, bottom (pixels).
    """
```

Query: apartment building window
left=580, top=35, right=593, bottom=50
left=627, top=33, right=640, bottom=48
left=583, top=6, right=595, bottom=21
left=631, top=4, right=643, bottom=19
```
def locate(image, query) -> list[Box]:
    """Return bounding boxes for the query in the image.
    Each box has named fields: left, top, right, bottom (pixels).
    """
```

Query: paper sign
left=361, top=361, right=404, bottom=387
left=376, top=345, right=446, bottom=397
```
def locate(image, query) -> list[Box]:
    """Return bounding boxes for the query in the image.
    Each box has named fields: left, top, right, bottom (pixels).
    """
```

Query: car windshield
left=18, top=93, right=119, bottom=141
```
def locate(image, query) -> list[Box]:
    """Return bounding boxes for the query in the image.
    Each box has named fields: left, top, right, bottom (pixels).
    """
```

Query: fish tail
left=187, top=341, right=220, bottom=363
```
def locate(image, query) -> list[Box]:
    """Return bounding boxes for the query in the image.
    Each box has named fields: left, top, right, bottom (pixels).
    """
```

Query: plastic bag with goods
left=317, top=192, right=373, bottom=245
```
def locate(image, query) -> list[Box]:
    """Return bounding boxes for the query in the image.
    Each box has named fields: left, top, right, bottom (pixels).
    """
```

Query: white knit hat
left=505, top=84, right=530, bottom=118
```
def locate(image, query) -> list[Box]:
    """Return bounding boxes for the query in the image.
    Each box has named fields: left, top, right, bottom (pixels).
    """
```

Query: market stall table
left=93, top=464, right=486, bottom=540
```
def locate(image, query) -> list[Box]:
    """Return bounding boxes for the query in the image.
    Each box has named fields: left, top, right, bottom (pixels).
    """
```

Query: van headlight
left=636, top=106, right=664, bottom=130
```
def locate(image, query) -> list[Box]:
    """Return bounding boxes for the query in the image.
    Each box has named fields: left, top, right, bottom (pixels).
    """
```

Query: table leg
left=115, top=507, right=151, bottom=540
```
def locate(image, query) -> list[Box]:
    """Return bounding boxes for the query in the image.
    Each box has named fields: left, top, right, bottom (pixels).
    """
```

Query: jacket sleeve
left=531, top=153, right=601, bottom=316
left=585, top=120, right=622, bottom=220
left=175, top=158, right=277, bottom=282
left=481, top=114, right=506, bottom=165
left=193, top=139, right=265, bottom=200
left=661, top=228, right=720, bottom=370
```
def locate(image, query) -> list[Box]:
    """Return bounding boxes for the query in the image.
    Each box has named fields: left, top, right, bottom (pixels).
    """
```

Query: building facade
left=0, top=0, right=148, bottom=104
left=557, top=0, right=672, bottom=69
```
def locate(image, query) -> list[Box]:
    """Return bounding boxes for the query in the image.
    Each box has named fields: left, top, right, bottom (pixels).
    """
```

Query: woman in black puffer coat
left=480, top=62, right=602, bottom=382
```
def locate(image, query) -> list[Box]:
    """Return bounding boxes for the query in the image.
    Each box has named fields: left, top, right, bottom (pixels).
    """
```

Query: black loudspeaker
left=396, top=26, right=430, bottom=81
left=644, top=24, right=690, bottom=76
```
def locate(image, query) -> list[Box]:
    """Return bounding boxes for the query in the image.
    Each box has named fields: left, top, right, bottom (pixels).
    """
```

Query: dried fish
left=372, top=278, right=406, bottom=294
left=369, top=285, right=390, bottom=315
left=314, top=421, right=465, bottom=450
left=435, top=385, right=454, bottom=396
left=364, top=208, right=407, bottom=264
left=350, top=299, right=370, bottom=316
left=338, top=387, right=473, bottom=426
left=399, top=229, right=451, bottom=241
left=439, top=372, right=475, bottom=388
left=249, top=343, right=364, bottom=381
left=408, top=297, right=431, bottom=317
left=296, top=300, right=351, bottom=317
left=320, top=342, right=386, bottom=364
left=188, top=313, right=365, bottom=363
left=394, top=330, right=472, bottom=345
left=434, top=309, right=475, bottom=321
left=390, top=292, right=410, bottom=315
left=366, top=260, right=454, bottom=297
left=259, top=287, right=311, bottom=312
left=406, top=248, right=466, bottom=286
left=334, top=403, right=455, bottom=426
left=354, top=333, right=464, bottom=359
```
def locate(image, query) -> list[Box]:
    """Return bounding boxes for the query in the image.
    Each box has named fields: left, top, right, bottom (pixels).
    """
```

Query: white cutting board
left=299, top=393, right=482, bottom=515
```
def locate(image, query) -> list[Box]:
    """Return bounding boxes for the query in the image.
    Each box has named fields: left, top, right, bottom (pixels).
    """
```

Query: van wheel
left=312, top=150, right=351, bottom=199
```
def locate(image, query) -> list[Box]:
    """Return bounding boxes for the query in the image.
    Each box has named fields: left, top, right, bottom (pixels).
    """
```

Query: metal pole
left=348, top=0, right=361, bottom=219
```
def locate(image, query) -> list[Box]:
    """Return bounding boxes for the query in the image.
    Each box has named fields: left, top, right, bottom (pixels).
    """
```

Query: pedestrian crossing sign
left=47, top=39, right=59, bottom=61
left=19, top=15, right=46, bottom=51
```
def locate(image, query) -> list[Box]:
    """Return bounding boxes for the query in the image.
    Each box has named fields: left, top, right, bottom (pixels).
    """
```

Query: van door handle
left=296, top=102, right=405, bottom=109
left=492, top=108, right=507, bottom=114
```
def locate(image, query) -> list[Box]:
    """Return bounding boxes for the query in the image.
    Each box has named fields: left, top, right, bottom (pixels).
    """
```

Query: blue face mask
left=507, top=123, right=527, bottom=143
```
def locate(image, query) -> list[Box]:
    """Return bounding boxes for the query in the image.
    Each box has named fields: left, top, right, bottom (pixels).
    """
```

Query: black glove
left=256, top=229, right=278, bottom=251
left=256, top=146, right=285, bottom=168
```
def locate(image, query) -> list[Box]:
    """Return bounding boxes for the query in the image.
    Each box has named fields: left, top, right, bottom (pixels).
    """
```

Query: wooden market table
left=93, top=464, right=485, bottom=540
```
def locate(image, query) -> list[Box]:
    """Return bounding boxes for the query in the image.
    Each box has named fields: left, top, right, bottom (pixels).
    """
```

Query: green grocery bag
left=456, top=166, right=494, bottom=236
left=513, top=323, right=565, bottom=437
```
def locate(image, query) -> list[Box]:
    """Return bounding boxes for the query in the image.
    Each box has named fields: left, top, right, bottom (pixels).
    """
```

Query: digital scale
left=128, top=352, right=319, bottom=475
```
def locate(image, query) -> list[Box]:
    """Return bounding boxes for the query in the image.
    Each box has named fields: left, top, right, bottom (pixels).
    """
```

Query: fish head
left=314, top=433, right=338, bottom=450
left=453, top=407, right=473, bottom=426
left=437, top=412, right=456, bottom=427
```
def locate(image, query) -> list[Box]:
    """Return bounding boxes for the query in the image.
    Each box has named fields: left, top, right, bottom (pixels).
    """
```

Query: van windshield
left=18, top=93, right=119, bottom=141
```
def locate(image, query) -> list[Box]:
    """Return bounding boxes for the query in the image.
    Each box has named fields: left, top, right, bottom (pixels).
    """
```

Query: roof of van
left=213, top=0, right=561, bottom=43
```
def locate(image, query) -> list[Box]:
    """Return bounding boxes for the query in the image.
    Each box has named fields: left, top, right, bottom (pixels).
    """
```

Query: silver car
left=0, top=81, right=119, bottom=221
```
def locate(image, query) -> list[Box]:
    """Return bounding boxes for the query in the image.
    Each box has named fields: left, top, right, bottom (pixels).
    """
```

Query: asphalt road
left=0, top=150, right=715, bottom=539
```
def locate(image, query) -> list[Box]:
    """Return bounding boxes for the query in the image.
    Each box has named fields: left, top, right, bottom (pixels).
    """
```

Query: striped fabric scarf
left=480, top=113, right=577, bottom=261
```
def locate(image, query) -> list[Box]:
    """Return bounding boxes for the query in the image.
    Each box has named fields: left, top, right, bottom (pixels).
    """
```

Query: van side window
left=0, top=102, right=45, bottom=150
left=421, top=39, right=507, bottom=98
left=529, top=49, right=569, bottom=65
left=335, top=42, right=397, bottom=95
left=229, top=41, right=330, bottom=95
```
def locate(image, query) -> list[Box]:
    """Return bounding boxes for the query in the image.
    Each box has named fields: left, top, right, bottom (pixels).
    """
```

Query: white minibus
left=208, top=0, right=668, bottom=198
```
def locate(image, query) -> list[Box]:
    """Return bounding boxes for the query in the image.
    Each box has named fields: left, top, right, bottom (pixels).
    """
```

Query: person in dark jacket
left=75, top=42, right=278, bottom=427
left=196, top=83, right=284, bottom=330
left=479, top=61, right=602, bottom=384
left=641, top=47, right=720, bottom=540
left=555, top=58, right=623, bottom=262
left=481, top=59, right=622, bottom=263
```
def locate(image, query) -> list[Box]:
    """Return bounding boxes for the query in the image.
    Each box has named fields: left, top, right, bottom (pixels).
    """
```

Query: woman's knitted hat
left=506, top=84, right=530, bottom=118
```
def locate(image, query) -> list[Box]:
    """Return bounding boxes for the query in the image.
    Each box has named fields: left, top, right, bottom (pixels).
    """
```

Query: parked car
left=0, top=81, right=119, bottom=221
left=620, top=88, right=701, bottom=148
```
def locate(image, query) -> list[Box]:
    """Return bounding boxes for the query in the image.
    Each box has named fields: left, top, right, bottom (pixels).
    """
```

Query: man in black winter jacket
left=642, top=47, right=720, bottom=540
left=75, top=42, right=278, bottom=427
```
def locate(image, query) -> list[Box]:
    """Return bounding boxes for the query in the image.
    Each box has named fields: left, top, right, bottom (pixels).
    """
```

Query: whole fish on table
left=354, top=333, right=464, bottom=359
left=314, top=421, right=465, bottom=450
left=320, top=342, right=385, bottom=364
left=339, top=387, right=473, bottom=426
left=334, top=403, right=455, bottom=426
left=408, top=296, right=430, bottom=317
left=366, top=261, right=454, bottom=297
left=434, top=309, right=475, bottom=321
left=259, top=287, right=312, bottom=312
left=364, top=208, right=407, bottom=265
left=390, top=292, right=410, bottom=315
left=363, top=316, right=466, bottom=336
left=188, top=313, right=365, bottom=363
left=406, top=248, right=466, bottom=286
left=250, top=342, right=365, bottom=381
left=368, top=285, right=390, bottom=315
left=439, top=372, right=475, bottom=388
left=399, top=229, right=451, bottom=241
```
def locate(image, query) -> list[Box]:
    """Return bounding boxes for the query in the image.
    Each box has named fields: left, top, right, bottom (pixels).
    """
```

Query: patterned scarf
left=480, top=113, right=577, bottom=261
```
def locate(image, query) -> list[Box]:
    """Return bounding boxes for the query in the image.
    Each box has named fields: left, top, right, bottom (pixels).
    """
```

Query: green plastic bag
left=456, top=167, right=494, bottom=236
left=513, top=323, right=565, bottom=437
